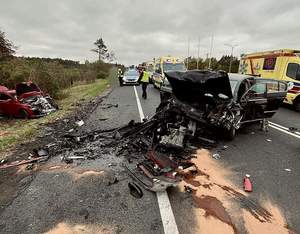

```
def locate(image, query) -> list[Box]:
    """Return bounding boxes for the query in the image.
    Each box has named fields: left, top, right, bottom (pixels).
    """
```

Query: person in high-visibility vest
left=138, top=68, right=150, bottom=99
left=117, top=68, right=123, bottom=86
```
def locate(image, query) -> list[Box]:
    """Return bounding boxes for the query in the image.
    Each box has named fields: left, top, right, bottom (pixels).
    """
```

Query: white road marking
left=133, top=86, right=179, bottom=234
left=269, top=122, right=300, bottom=139
left=269, top=121, right=300, bottom=135
left=133, top=86, right=145, bottom=121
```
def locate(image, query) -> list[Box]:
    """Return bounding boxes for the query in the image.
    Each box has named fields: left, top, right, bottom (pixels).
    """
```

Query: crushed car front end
left=16, top=82, right=58, bottom=118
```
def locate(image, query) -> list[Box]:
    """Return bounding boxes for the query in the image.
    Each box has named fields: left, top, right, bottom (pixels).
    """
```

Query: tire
left=19, top=109, right=29, bottom=119
left=293, top=98, right=300, bottom=112
left=224, top=127, right=236, bottom=140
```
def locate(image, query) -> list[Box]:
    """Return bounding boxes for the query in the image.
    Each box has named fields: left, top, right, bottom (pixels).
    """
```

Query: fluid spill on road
left=192, top=195, right=238, bottom=234
left=178, top=148, right=291, bottom=233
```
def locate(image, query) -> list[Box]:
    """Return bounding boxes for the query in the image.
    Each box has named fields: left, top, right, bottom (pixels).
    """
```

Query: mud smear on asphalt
left=179, top=148, right=290, bottom=234
left=40, top=164, right=105, bottom=180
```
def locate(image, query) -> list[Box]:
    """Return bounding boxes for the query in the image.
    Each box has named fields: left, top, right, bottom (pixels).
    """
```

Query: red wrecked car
left=0, top=82, right=58, bottom=118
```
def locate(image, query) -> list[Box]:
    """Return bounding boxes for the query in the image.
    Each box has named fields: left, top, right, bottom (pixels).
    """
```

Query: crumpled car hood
left=164, top=70, right=233, bottom=104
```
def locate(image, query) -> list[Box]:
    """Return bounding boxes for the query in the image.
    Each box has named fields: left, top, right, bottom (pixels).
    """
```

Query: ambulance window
left=263, top=57, right=276, bottom=70
left=286, top=63, right=299, bottom=80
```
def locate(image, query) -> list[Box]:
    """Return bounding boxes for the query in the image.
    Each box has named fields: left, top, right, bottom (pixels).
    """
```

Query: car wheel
left=19, top=109, right=29, bottom=119
left=293, top=98, right=300, bottom=112
left=224, top=127, right=236, bottom=140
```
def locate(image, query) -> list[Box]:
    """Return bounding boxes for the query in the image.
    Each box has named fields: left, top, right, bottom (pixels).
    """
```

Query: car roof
left=228, top=73, right=254, bottom=81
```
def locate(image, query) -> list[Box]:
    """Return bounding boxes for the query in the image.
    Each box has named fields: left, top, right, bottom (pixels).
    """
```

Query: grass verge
left=0, top=79, right=108, bottom=153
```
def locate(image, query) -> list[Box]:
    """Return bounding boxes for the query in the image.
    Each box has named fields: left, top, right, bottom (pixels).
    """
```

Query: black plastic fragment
left=128, top=182, right=143, bottom=199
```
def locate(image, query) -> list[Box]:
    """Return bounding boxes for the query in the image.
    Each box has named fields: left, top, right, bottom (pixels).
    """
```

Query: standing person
left=138, top=68, right=149, bottom=99
left=117, top=68, right=123, bottom=86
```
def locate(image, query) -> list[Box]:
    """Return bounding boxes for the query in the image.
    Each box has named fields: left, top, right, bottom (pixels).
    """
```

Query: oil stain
left=192, top=195, right=238, bottom=234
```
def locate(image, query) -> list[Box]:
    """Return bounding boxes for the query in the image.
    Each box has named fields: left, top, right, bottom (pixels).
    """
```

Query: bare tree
left=0, top=30, right=16, bottom=58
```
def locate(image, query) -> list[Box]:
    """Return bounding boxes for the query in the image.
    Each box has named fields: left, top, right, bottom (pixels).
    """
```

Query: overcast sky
left=0, top=0, right=299, bottom=65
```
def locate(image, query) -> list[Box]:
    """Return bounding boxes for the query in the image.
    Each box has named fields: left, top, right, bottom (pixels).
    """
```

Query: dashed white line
left=133, top=86, right=179, bottom=234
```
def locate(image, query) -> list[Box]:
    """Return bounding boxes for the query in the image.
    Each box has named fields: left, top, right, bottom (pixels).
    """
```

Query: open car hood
left=164, top=70, right=233, bottom=104
left=16, top=82, right=41, bottom=97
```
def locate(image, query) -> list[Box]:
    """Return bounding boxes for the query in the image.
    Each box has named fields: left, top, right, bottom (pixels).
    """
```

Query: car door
left=256, top=79, right=287, bottom=118
left=0, top=93, right=16, bottom=116
left=240, top=81, right=268, bottom=120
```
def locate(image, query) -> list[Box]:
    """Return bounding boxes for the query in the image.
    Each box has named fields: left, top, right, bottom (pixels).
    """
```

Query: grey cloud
left=0, top=0, right=299, bottom=65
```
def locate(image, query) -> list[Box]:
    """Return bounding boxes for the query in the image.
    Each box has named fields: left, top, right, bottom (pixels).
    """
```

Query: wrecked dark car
left=159, top=70, right=288, bottom=140
left=0, top=82, right=58, bottom=118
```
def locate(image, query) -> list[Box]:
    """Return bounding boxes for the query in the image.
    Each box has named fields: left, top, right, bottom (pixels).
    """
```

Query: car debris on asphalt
left=0, top=156, right=48, bottom=169
left=128, top=182, right=143, bottom=199
left=212, top=153, right=221, bottom=160
left=243, top=174, right=253, bottom=192
left=75, top=120, right=85, bottom=127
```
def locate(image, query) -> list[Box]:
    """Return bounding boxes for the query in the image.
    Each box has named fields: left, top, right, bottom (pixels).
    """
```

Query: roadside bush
left=0, top=57, right=113, bottom=99
left=96, top=71, right=107, bottom=79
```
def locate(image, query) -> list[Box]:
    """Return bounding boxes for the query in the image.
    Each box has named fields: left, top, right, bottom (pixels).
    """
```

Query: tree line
left=186, top=55, right=240, bottom=73
left=0, top=30, right=113, bottom=99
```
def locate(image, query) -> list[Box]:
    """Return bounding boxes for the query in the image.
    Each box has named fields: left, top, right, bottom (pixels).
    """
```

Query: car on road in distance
left=122, top=69, right=140, bottom=85
left=0, top=82, right=57, bottom=118
left=162, top=71, right=288, bottom=139
left=152, top=56, right=186, bottom=89
left=239, top=49, right=300, bottom=111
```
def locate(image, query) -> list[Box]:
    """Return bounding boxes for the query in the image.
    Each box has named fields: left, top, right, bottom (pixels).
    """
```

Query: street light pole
left=224, top=43, right=238, bottom=73
left=187, top=37, right=190, bottom=70
left=208, top=33, right=214, bottom=69
left=197, top=37, right=200, bottom=70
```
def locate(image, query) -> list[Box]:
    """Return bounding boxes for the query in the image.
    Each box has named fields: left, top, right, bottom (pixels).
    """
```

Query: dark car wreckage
left=159, top=70, right=288, bottom=140
left=0, top=82, right=57, bottom=118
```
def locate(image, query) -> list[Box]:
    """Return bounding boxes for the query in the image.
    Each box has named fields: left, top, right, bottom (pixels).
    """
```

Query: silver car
left=122, top=69, right=140, bottom=85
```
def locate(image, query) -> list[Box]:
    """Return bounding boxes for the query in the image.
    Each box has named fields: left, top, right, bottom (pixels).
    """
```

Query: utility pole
left=208, top=33, right=214, bottom=69
left=224, top=43, right=238, bottom=73
left=187, top=37, right=190, bottom=70
left=197, top=37, right=200, bottom=69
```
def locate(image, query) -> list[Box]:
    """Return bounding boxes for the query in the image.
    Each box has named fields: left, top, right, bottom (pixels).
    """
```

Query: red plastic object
left=243, top=174, right=253, bottom=192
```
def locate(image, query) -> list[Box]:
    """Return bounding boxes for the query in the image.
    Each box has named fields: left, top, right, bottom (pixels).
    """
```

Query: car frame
left=160, top=70, right=288, bottom=140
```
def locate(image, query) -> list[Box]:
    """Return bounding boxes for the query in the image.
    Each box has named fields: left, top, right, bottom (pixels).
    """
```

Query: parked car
left=122, top=69, right=140, bottom=85
left=0, top=82, right=58, bottom=118
left=159, top=70, right=288, bottom=139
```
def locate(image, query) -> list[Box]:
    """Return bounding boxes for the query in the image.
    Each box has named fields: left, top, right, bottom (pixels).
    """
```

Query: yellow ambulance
left=239, top=49, right=300, bottom=111
left=152, top=56, right=186, bottom=89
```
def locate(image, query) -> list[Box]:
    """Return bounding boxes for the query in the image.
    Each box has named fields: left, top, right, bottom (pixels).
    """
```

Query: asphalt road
left=0, top=83, right=299, bottom=233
